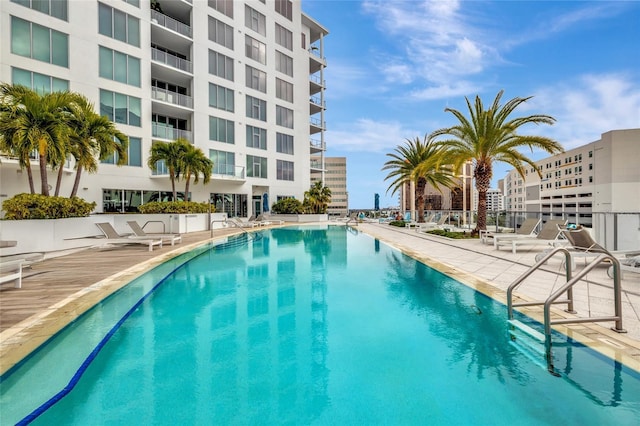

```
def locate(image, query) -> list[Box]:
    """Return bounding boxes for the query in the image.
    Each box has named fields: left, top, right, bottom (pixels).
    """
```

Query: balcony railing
left=310, top=96, right=325, bottom=108
left=310, top=138, right=325, bottom=150
left=212, top=165, right=245, bottom=180
left=310, top=74, right=325, bottom=86
left=151, top=87, right=193, bottom=109
left=151, top=47, right=192, bottom=73
left=152, top=123, right=192, bottom=142
left=151, top=10, right=192, bottom=38
left=310, top=160, right=323, bottom=169
left=310, top=117, right=325, bottom=128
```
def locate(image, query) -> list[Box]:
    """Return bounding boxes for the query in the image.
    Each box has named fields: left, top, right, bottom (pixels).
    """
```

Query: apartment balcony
left=308, top=46, right=326, bottom=74
left=310, top=116, right=325, bottom=135
left=151, top=10, right=192, bottom=52
left=309, top=74, right=325, bottom=95
left=151, top=87, right=193, bottom=119
left=150, top=47, right=192, bottom=87
left=211, top=165, right=246, bottom=183
left=310, top=160, right=325, bottom=172
left=152, top=122, right=192, bottom=142
left=309, top=95, right=325, bottom=115
left=310, top=138, right=325, bottom=154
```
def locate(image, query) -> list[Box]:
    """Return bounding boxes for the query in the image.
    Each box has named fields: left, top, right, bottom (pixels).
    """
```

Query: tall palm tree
left=304, top=181, right=332, bottom=213
left=0, top=84, right=72, bottom=195
left=180, top=143, right=213, bottom=201
left=382, top=135, right=456, bottom=222
left=66, top=94, right=128, bottom=197
left=430, top=90, right=564, bottom=233
left=147, top=139, right=190, bottom=201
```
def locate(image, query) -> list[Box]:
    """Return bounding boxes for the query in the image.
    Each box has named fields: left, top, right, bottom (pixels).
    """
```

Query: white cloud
left=528, top=74, right=640, bottom=149
left=326, top=119, right=422, bottom=153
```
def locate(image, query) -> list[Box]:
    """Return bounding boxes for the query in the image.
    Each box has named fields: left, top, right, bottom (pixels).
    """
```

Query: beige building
left=0, top=0, right=328, bottom=217
left=503, top=128, right=640, bottom=249
left=311, top=156, right=347, bottom=217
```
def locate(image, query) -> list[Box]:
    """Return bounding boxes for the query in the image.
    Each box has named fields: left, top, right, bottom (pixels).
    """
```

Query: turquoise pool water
left=1, top=225, right=639, bottom=425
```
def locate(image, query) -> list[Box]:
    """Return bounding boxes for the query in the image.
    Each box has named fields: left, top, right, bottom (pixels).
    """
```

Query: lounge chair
left=481, top=217, right=540, bottom=245
left=234, top=215, right=260, bottom=228
left=416, top=214, right=449, bottom=232
left=556, top=226, right=640, bottom=276
left=261, top=214, right=284, bottom=225
left=0, top=259, right=24, bottom=288
left=95, top=222, right=163, bottom=252
left=495, top=219, right=567, bottom=254
left=127, top=221, right=182, bottom=246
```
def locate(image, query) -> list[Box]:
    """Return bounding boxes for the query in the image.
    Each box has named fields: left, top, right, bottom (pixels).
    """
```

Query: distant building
left=474, top=188, right=504, bottom=212
left=311, top=156, right=347, bottom=217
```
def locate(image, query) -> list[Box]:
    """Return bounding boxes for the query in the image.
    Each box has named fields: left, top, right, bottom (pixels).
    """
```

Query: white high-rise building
left=0, top=0, right=328, bottom=217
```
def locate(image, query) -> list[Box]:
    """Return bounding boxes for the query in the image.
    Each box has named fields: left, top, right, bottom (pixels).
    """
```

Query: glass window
left=210, top=149, right=235, bottom=175
left=274, top=0, right=292, bottom=20
left=275, top=51, right=293, bottom=77
left=245, top=65, right=266, bottom=93
left=209, top=16, right=233, bottom=50
left=128, top=55, right=141, bottom=87
left=245, top=35, right=266, bottom=65
left=276, top=106, right=293, bottom=129
left=100, top=89, right=141, bottom=127
left=208, top=0, right=233, bottom=18
left=98, top=3, right=112, bottom=37
left=11, top=17, right=31, bottom=57
left=98, top=3, right=140, bottom=47
left=275, top=23, right=292, bottom=50
left=99, top=46, right=113, bottom=79
left=32, top=23, right=51, bottom=62
left=246, top=125, right=266, bottom=150
left=277, top=160, right=294, bottom=181
left=128, top=137, right=141, bottom=166
left=276, top=78, right=293, bottom=102
left=209, top=83, right=234, bottom=112
left=13, top=17, right=69, bottom=67
left=246, top=155, right=267, bottom=178
left=245, top=5, right=266, bottom=36
left=128, top=97, right=141, bottom=126
left=127, top=15, right=140, bottom=47
left=114, top=51, right=128, bottom=83
left=11, top=67, right=70, bottom=94
left=209, top=50, right=234, bottom=81
left=115, top=92, right=128, bottom=124
left=11, top=0, right=68, bottom=21
left=276, top=133, right=294, bottom=154
left=209, top=116, right=235, bottom=143
left=246, top=95, right=266, bottom=121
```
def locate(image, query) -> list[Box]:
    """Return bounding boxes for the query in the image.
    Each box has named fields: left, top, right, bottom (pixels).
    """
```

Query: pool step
left=508, top=320, right=547, bottom=369
left=508, top=319, right=545, bottom=342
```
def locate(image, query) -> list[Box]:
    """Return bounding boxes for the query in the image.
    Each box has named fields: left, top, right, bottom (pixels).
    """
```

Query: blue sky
left=301, top=0, right=640, bottom=209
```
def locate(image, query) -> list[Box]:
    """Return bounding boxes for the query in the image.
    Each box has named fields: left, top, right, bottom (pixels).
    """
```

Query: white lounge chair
left=481, top=217, right=541, bottom=245
left=261, top=214, right=284, bottom=225
left=416, top=214, right=449, bottom=232
left=127, top=221, right=182, bottom=246
left=495, top=219, right=567, bottom=254
left=0, top=259, right=24, bottom=288
left=95, top=223, right=163, bottom=252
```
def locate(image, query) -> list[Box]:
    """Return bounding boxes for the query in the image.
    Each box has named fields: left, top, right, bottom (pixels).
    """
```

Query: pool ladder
left=506, top=247, right=625, bottom=374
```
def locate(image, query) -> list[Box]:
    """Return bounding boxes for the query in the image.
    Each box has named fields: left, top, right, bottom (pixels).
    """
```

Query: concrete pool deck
left=1, top=222, right=639, bottom=376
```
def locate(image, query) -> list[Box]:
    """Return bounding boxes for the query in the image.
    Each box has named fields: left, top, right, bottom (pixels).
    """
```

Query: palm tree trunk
left=25, top=163, right=35, bottom=194
left=415, top=178, right=426, bottom=222
left=39, top=153, right=49, bottom=196
left=170, top=170, right=177, bottom=201
left=475, top=173, right=491, bottom=233
left=54, top=164, right=64, bottom=196
left=184, top=173, right=191, bottom=201
left=71, top=165, right=83, bottom=197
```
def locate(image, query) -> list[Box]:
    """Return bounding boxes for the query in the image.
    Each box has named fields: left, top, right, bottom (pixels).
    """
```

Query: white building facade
left=312, top=156, right=347, bottom=217
left=0, top=0, right=328, bottom=217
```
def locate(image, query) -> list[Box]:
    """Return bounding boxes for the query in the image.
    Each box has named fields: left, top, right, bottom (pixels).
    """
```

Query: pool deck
left=1, top=222, right=639, bottom=376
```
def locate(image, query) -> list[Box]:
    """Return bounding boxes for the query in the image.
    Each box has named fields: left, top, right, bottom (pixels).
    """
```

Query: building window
left=246, top=125, right=267, bottom=149
left=277, top=160, right=294, bottom=181
left=209, top=83, right=234, bottom=112
left=245, top=65, right=266, bottom=93
left=246, top=95, right=266, bottom=121
left=11, top=67, right=68, bottom=93
left=275, top=23, right=293, bottom=50
left=209, top=149, right=236, bottom=176
left=588, top=151, right=593, bottom=158
left=98, top=2, right=140, bottom=47
left=275, top=51, right=293, bottom=77
left=245, top=5, right=266, bottom=36
left=208, top=0, right=233, bottom=18
left=11, top=16, right=68, bottom=67
left=276, top=133, right=294, bottom=154
left=276, top=106, right=293, bottom=128
left=245, top=35, right=266, bottom=64
left=209, top=116, right=234, bottom=143
left=209, top=50, right=234, bottom=81
left=210, top=193, right=247, bottom=217
left=208, top=16, right=234, bottom=50
left=100, top=89, right=141, bottom=126
left=11, top=0, right=68, bottom=20
left=246, top=155, right=267, bottom=178
left=275, top=78, right=293, bottom=103
left=124, top=0, right=139, bottom=6
left=274, top=0, right=292, bottom=20
left=589, top=163, right=593, bottom=170
left=101, top=136, right=141, bottom=166
left=99, top=46, right=140, bottom=87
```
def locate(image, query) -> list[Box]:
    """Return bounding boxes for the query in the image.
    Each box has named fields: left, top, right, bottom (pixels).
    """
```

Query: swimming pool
left=1, top=225, right=639, bottom=424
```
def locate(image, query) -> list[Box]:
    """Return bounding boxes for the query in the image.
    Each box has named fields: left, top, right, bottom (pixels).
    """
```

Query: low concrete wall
left=0, top=213, right=228, bottom=256
left=270, top=214, right=328, bottom=223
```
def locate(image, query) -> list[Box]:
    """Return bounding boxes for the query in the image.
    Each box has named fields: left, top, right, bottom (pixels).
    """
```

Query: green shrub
left=271, top=198, right=303, bottom=214
left=426, top=229, right=477, bottom=239
left=2, top=193, right=96, bottom=219
left=137, top=201, right=211, bottom=214
left=389, top=220, right=406, bottom=227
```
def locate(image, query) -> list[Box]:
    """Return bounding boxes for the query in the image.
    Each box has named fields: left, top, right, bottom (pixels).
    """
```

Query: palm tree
left=0, top=84, right=73, bottom=195
left=382, top=135, right=456, bottom=222
left=304, top=181, right=332, bottom=213
left=430, top=90, right=564, bottom=233
left=180, top=143, right=213, bottom=201
left=66, top=94, right=128, bottom=197
left=147, top=139, right=189, bottom=202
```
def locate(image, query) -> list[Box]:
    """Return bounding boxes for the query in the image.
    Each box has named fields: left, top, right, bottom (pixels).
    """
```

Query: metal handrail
left=141, top=220, right=166, bottom=233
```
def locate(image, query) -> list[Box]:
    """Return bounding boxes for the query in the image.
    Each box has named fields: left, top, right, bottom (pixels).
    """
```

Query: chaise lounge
left=94, top=222, right=163, bottom=252
left=127, top=221, right=182, bottom=246
left=495, top=219, right=567, bottom=254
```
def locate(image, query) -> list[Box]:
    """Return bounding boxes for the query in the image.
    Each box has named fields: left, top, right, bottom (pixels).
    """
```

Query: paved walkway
left=1, top=222, right=639, bottom=375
